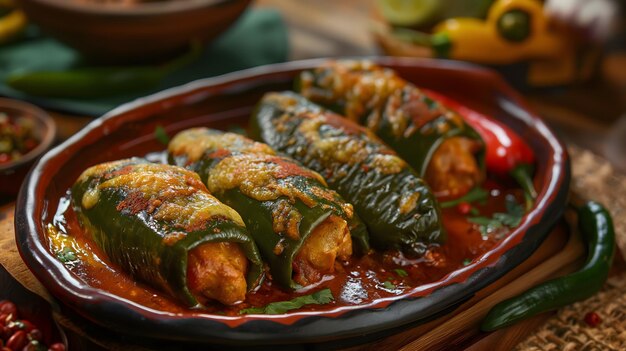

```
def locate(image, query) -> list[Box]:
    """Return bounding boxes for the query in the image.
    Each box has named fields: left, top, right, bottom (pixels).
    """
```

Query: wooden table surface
left=1, top=0, right=625, bottom=349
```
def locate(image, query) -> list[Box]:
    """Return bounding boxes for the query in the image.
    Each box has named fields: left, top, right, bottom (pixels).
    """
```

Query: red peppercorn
left=0, top=302, right=17, bottom=318
left=6, top=330, right=28, bottom=350
left=584, top=312, right=601, bottom=327
left=8, top=320, right=26, bottom=334
left=28, top=329, right=42, bottom=341
left=19, top=321, right=34, bottom=333
left=48, top=342, right=66, bottom=351
left=0, top=314, right=8, bottom=327
left=457, top=202, right=472, bottom=215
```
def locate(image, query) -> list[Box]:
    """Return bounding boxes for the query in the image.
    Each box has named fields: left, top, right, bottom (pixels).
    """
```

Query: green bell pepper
left=251, top=92, right=444, bottom=255
left=168, top=129, right=369, bottom=289
left=72, top=158, right=263, bottom=308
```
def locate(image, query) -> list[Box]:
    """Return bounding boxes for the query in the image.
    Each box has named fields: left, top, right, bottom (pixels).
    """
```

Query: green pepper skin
left=71, top=158, right=263, bottom=308
left=168, top=129, right=369, bottom=289
left=296, top=60, right=484, bottom=178
left=481, top=201, right=615, bottom=331
left=251, top=92, right=444, bottom=255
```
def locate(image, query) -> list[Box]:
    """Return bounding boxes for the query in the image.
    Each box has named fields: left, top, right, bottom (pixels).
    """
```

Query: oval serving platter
left=15, top=57, right=570, bottom=347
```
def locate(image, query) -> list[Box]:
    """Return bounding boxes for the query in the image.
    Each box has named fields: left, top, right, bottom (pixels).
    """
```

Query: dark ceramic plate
left=15, top=58, right=570, bottom=347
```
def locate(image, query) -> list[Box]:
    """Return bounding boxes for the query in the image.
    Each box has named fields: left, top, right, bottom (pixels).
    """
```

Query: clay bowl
left=0, top=265, right=67, bottom=349
left=15, top=57, right=570, bottom=347
left=0, top=98, right=56, bottom=196
left=15, top=0, right=251, bottom=63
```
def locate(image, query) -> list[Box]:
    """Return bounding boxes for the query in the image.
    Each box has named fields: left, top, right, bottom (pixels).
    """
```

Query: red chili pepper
left=424, top=90, right=537, bottom=209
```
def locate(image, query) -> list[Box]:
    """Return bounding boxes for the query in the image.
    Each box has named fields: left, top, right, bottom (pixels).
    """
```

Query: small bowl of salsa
left=0, top=98, right=56, bottom=196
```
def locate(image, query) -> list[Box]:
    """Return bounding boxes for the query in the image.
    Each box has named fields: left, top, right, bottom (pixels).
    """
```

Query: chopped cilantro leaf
left=56, top=247, right=77, bottom=263
left=239, top=288, right=333, bottom=315
left=440, top=187, right=489, bottom=209
left=462, top=258, right=472, bottom=266
left=154, top=125, right=170, bottom=145
left=382, top=281, right=396, bottom=290
left=468, top=196, right=525, bottom=236
left=394, top=269, right=408, bottom=277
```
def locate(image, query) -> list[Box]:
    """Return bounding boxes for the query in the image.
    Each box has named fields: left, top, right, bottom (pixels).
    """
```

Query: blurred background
left=0, top=0, right=625, bottom=204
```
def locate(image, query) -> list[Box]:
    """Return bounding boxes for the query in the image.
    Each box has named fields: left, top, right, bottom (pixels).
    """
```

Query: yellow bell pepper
left=433, top=0, right=574, bottom=65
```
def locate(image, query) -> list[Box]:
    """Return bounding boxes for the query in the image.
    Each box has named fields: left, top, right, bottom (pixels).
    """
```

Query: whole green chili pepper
left=7, top=42, right=201, bottom=99
left=481, top=201, right=615, bottom=331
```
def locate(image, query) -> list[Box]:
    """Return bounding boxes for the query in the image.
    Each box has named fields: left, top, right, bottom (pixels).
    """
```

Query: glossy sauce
left=47, top=168, right=520, bottom=316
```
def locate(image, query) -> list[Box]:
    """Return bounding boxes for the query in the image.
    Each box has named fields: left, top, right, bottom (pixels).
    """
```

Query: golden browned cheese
left=168, top=127, right=275, bottom=163
left=207, top=153, right=325, bottom=202
left=425, top=137, right=483, bottom=198
left=186, top=242, right=249, bottom=306
left=78, top=161, right=246, bottom=230
left=293, top=215, right=352, bottom=286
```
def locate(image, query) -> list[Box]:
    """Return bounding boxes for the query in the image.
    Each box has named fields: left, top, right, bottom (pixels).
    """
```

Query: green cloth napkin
left=0, top=9, right=288, bottom=116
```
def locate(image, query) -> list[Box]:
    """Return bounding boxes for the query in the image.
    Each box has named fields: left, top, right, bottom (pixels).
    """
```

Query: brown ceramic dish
left=15, top=58, right=570, bottom=347
left=15, top=0, right=251, bottom=63
left=0, top=98, right=56, bottom=196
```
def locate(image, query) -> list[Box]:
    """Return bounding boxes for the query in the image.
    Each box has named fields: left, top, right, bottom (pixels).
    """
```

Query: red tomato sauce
left=46, top=175, right=521, bottom=316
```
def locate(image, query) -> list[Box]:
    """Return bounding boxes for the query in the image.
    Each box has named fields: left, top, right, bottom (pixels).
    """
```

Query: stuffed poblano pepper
left=168, top=128, right=369, bottom=289
left=297, top=60, right=485, bottom=198
left=72, top=158, right=263, bottom=307
left=251, top=92, right=444, bottom=255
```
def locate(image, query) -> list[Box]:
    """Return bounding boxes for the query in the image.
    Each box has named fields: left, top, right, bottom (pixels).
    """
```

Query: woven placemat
left=515, top=145, right=626, bottom=351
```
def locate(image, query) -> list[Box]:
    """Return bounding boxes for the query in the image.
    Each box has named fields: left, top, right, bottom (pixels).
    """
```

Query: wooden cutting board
left=1, top=204, right=583, bottom=350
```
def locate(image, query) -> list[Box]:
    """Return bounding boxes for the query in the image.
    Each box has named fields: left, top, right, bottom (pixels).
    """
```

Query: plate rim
left=14, top=56, right=570, bottom=345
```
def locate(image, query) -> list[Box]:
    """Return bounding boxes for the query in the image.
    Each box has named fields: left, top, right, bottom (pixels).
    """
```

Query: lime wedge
left=378, top=0, right=443, bottom=27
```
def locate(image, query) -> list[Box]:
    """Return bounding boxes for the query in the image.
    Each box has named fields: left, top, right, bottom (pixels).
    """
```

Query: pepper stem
left=510, top=164, right=537, bottom=211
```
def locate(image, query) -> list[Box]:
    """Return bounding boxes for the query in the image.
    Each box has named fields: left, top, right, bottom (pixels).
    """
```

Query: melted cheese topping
left=300, top=60, right=465, bottom=138
left=207, top=153, right=326, bottom=204
left=169, top=128, right=275, bottom=163
left=298, top=118, right=369, bottom=165
left=207, top=153, right=336, bottom=240
left=264, top=93, right=409, bottom=178
left=78, top=160, right=245, bottom=229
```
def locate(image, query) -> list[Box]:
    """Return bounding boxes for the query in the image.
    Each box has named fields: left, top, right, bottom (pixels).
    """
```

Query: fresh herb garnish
left=382, top=281, right=396, bottom=290
left=468, top=196, right=524, bottom=236
left=56, top=247, right=77, bottom=263
left=239, top=288, right=334, bottom=315
left=394, top=269, right=408, bottom=277
left=440, top=187, right=489, bottom=209
left=154, top=125, right=170, bottom=145
left=462, top=258, right=472, bottom=266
